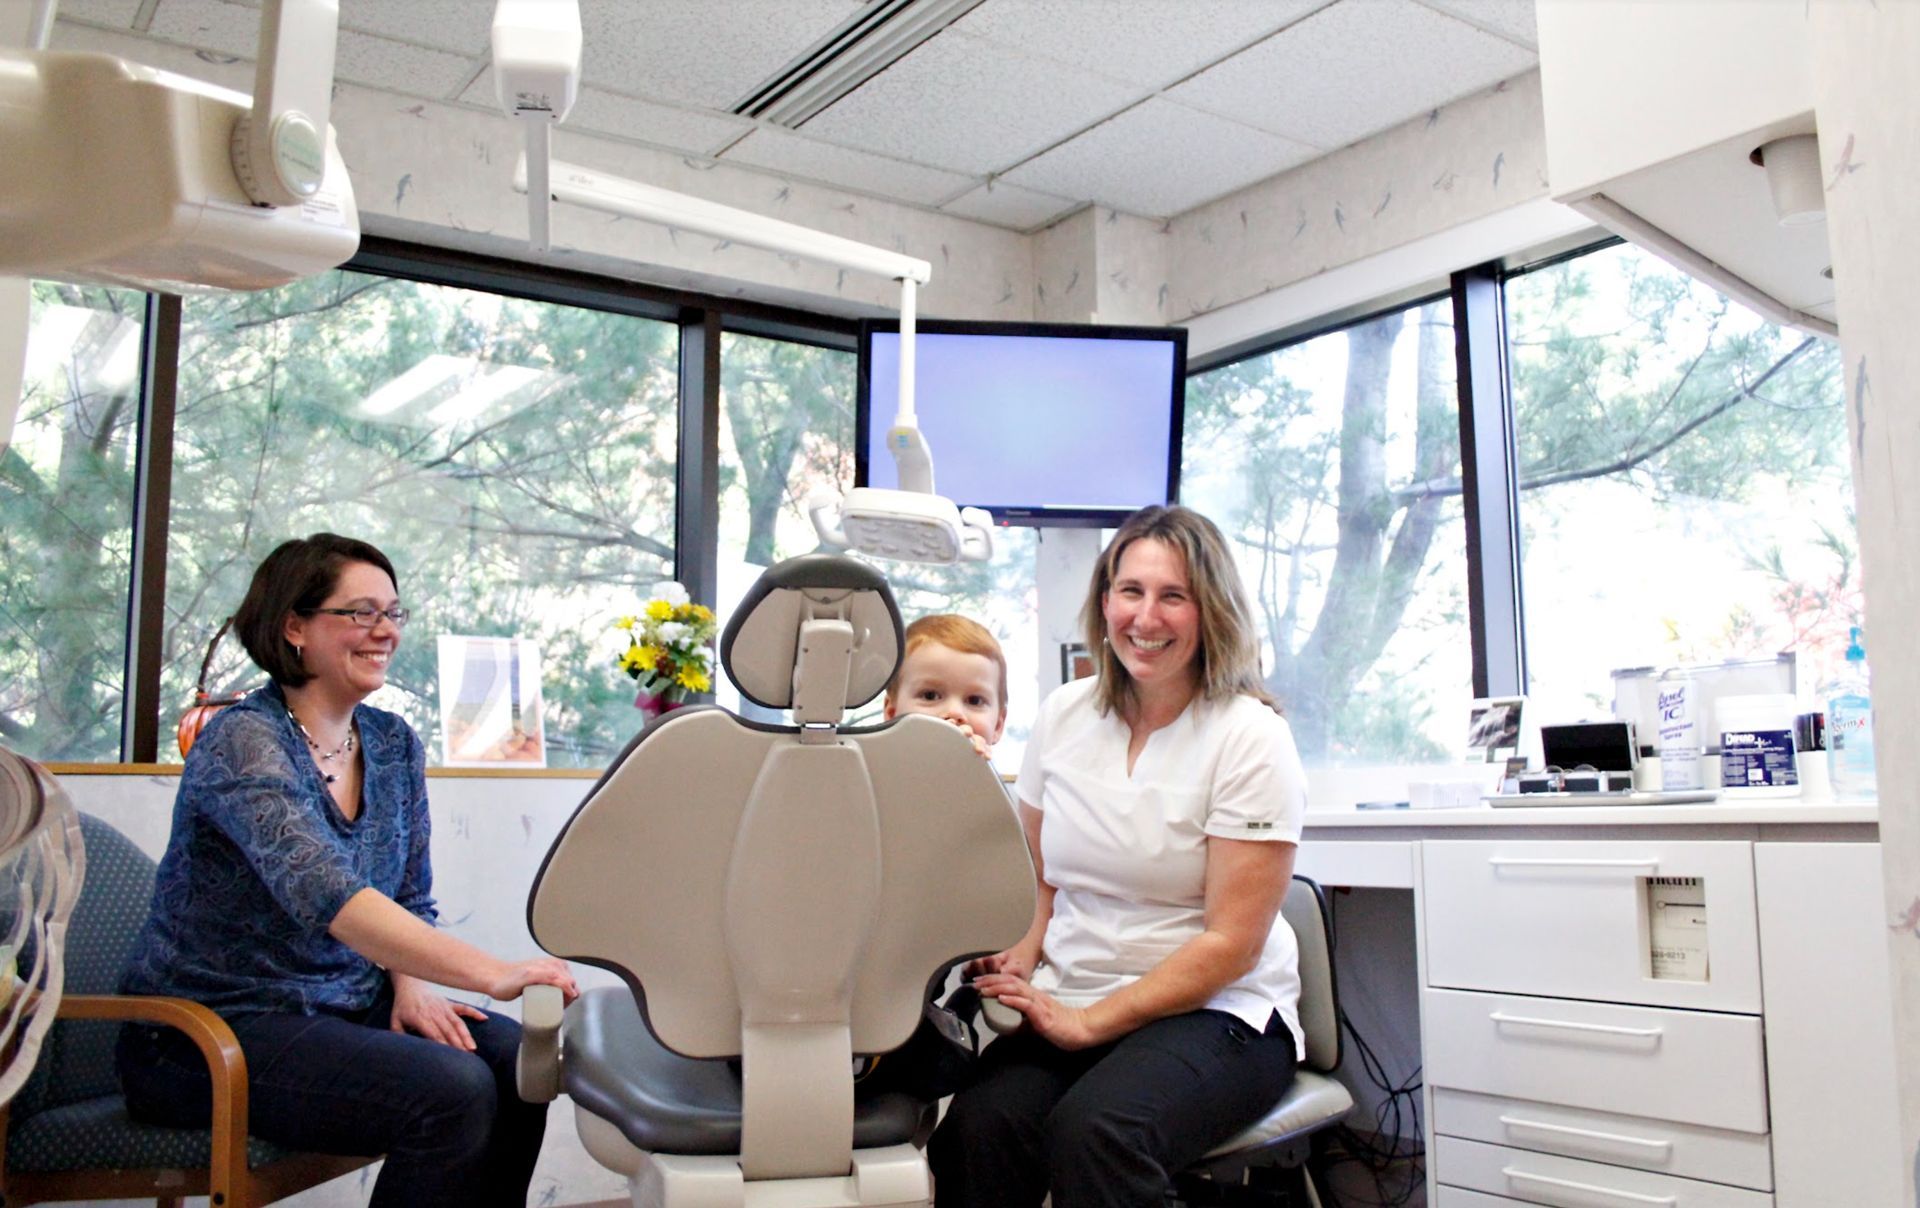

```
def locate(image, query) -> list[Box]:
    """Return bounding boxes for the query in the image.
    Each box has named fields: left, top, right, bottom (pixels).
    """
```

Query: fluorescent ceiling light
left=426, top=364, right=545, bottom=425
left=731, top=0, right=984, bottom=127
left=360, top=354, right=466, bottom=417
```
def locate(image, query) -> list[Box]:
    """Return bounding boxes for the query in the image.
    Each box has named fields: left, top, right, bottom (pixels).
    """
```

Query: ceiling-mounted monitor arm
left=228, top=0, right=338, bottom=207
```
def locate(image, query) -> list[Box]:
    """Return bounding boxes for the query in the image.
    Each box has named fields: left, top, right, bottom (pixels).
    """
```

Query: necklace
left=288, top=708, right=356, bottom=784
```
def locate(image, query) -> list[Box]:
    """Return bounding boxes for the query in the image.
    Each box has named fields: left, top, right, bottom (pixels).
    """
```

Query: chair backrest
left=1281, top=875, right=1341, bottom=1074
left=528, top=555, right=1034, bottom=1178
left=13, top=812, right=156, bottom=1117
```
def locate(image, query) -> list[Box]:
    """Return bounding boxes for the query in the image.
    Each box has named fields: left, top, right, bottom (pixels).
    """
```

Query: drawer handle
left=1487, top=856, right=1661, bottom=870
left=1490, top=1011, right=1663, bottom=1039
left=1502, top=1166, right=1678, bottom=1205
left=1498, top=1113, right=1674, bottom=1153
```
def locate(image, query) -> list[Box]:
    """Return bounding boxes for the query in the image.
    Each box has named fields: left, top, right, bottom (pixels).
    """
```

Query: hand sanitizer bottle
left=1825, top=627, right=1877, bottom=802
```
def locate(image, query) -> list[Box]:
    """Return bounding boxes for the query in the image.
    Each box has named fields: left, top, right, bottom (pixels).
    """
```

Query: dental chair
left=517, top=554, right=1035, bottom=1208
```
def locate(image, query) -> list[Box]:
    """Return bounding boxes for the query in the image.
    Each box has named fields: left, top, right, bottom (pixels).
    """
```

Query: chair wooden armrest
left=54, top=994, right=250, bottom=1207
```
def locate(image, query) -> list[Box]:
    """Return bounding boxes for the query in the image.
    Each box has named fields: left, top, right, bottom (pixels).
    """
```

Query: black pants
left=929, top=1008, right=1298, bottom=1208
left=117, top=983, right=547, bottom=1208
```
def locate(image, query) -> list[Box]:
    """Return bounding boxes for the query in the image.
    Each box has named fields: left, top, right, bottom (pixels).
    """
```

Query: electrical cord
left=1317, top=890, right=1426, bottom=1208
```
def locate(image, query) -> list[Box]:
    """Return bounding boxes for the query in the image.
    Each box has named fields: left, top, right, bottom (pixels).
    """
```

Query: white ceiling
left=51, top=0, right=1539, bottom=231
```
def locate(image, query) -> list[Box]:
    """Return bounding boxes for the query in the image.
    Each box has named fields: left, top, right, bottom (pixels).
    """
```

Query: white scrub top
left=1015, top=677, right=1308, bottom=1056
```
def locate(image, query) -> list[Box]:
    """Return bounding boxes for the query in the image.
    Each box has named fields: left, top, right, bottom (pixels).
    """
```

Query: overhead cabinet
left=1535, top=0, right=1837, bottom=334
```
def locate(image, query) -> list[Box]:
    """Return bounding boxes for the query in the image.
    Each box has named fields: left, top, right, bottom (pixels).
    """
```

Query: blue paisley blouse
left=120, top=680, right=438, bottom=1016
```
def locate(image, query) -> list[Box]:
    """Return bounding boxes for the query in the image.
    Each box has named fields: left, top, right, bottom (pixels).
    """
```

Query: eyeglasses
left=300, top=605, right=411, bottom=629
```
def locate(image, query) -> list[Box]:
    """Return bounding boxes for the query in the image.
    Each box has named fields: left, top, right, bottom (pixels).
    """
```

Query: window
left=714, top=330, right=857, bottom=721
left=1184, top=299, right=1469, bottom=765
left=1506, top=241, right=1855, bottom=721
left=0, top=285, right=144, bottom=761
left=163, top=269, right=680, bottom=768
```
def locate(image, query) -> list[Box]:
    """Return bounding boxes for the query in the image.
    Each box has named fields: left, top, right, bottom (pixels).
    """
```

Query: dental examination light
left=491, top=1, right=991, bottom=564
left=0, top=0, right=359, bottom=291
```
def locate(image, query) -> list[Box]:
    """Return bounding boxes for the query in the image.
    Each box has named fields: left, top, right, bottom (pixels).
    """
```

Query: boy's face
left=885, top=642, right=1006, bottom=747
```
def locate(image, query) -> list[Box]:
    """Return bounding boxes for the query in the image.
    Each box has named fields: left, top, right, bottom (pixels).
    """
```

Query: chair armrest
left=516, top=984, right=563, bottom=1103
left=57, top=994, right=249, bottom=1201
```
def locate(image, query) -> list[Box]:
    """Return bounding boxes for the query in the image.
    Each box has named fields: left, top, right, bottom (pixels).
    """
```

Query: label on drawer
left=1648, top=876, right=1709, bottom=981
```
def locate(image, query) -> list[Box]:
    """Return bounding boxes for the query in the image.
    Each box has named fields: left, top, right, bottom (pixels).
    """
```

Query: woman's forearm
left=330, top=887, right=510, bottom=994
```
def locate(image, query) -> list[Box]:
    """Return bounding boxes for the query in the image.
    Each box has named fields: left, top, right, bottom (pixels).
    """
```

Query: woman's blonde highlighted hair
left=1080, top=505, right=1273, bottom=718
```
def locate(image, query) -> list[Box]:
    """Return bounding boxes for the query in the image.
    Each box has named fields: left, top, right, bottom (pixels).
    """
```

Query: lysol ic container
left=1656, top=669, right=1703, bottom=790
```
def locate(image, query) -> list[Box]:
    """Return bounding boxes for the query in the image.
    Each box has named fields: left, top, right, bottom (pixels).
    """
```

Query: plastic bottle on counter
left=1656, top=669, right=1703, bottom=791
left=1826, top=627, right=1877, bottom=802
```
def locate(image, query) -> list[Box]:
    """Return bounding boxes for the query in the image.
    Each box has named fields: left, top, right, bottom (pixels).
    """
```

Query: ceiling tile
left=577, top=0, right=864, bottom=110
left=146, top=0, right=474, bottom=96
left=340, top=0, right=494, bottom=56
left=334, top=30, right=478, bottom=98
left=1417, top=0, right=1538, bottom=49
left=1004, top=98, right=1318, bottom=219
left=719, top=128, right=976, bottom=207
left=953, top=0, right=1326, bottom=89
left=146, top=0, right=263, bottom=59
left=940, top=181, right=1081, bottom=231
left=801, top=29, right=1146, bottom=176
left=51, top=0, right=147, bottom=29
left=461, top=69, right=752, bottom=156
left=1167, top=0, right=1537, bottom=151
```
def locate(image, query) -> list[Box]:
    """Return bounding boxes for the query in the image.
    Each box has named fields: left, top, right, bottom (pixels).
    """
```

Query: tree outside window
left=1508, top=242, right=1853, bottom=723
left=0, top=285, right=143, bottom=761
left=163, top=270, right=681, bottom=767
left=1185, top=299, right=1468, bottom=765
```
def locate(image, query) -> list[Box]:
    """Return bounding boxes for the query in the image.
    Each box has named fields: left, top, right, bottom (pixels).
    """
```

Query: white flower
left=656, top=621, right=688, bottom=644
left=652, top=580, right=690, bottom=607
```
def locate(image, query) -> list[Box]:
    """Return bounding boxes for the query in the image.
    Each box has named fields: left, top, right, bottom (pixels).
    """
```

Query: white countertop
left=1303, top=799, right=1879, bottom=828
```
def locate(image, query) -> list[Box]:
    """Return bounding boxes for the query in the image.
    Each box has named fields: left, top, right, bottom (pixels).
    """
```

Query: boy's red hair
left=886, top=614, right=1008, bottom=711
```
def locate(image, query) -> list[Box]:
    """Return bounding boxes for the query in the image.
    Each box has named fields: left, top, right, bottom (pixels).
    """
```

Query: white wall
left=1808, top=6, right=1920, bottom=1204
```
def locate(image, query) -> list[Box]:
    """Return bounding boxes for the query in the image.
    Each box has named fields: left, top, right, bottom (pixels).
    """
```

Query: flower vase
left=633, top=688, right=688, bottom=723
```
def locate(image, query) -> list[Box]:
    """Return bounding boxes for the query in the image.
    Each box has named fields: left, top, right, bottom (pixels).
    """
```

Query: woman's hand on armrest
left=331, top=887, right=578, bottom=1005
left=486, top=957, right=578, bottom=1004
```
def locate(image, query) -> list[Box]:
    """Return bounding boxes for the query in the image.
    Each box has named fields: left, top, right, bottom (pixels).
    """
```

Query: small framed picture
left=1060, top=642, right=1095, bottom=682
left=1466, top=695, right=1525, bottom=762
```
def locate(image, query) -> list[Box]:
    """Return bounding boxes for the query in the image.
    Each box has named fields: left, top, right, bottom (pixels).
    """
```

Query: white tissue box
left=1407, top=778, right=1492, bottom=810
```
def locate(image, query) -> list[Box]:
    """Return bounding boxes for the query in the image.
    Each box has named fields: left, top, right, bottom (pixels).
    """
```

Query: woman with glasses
left=116, top=533, right=579, bottom=1207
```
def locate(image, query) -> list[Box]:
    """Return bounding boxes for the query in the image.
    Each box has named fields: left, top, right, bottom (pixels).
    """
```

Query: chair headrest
left=720, top=554, right=903, bottom=711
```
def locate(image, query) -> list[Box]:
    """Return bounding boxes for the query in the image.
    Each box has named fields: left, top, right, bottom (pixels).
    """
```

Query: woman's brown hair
left=231, top=533, right=398, bottom=687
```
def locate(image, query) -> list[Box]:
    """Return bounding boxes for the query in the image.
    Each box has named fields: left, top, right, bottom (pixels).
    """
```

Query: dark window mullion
left=122, top=292, right=181, bottom=763
left=675, top=309, right=722, bottom=613
left=1452, top=262, right=1525, bottom=698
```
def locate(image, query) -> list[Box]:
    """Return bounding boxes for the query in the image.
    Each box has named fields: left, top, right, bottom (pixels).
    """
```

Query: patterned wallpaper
left=1809, top=7, right=1920, bottom=1205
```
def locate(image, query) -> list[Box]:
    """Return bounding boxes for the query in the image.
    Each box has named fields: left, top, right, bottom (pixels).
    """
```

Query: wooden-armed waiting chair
left=0, top=812, right=373, bottom=1208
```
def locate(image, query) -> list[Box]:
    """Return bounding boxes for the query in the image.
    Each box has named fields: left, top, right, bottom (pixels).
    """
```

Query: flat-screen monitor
left=857, top=319, right=1186, bottom=527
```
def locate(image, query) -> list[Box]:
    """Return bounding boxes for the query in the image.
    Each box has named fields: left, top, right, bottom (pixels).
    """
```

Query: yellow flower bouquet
left=616, top=581, right=718, bottom=715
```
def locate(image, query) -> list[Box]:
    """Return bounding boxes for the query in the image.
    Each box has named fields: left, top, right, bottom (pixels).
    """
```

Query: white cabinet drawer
left=1424, top=989, right=1768, bottom=1133
left=1436, top=1188, right=1532, bottom=1206
left=1422, top=839, right=1760, bottom=1012
left=1434, top=1089, right=1772, bottom=1191
left=1437, top=1137, right=1774, bottom=1207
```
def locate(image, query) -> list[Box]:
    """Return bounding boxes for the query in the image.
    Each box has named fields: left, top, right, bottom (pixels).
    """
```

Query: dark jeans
left=116, top=983, right=546, bottom=1208
left=928, top=1009, right=1298, bottom=1208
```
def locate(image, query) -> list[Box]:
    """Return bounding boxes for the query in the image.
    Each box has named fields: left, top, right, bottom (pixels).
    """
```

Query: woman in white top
left=929, top=505, right=1307, bottom=1208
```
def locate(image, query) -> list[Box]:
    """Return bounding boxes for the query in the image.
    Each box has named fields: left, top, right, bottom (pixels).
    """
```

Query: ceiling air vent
left=731, top=0, right=983, bottom=127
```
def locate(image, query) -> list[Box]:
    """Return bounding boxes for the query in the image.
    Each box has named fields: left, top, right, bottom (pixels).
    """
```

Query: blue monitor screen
left=858, top=321, right=1186, bottom=527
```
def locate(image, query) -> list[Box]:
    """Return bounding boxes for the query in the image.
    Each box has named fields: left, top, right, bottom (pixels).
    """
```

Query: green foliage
left=0, top=284, right=143, bottom=759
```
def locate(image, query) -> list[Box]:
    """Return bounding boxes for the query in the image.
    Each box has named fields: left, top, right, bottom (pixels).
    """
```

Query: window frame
left=72, top=230, right=1681, bottom=766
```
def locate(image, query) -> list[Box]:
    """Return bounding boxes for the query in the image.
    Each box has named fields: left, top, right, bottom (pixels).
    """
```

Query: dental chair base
left=578, top=1116, right=929, bottom=1208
